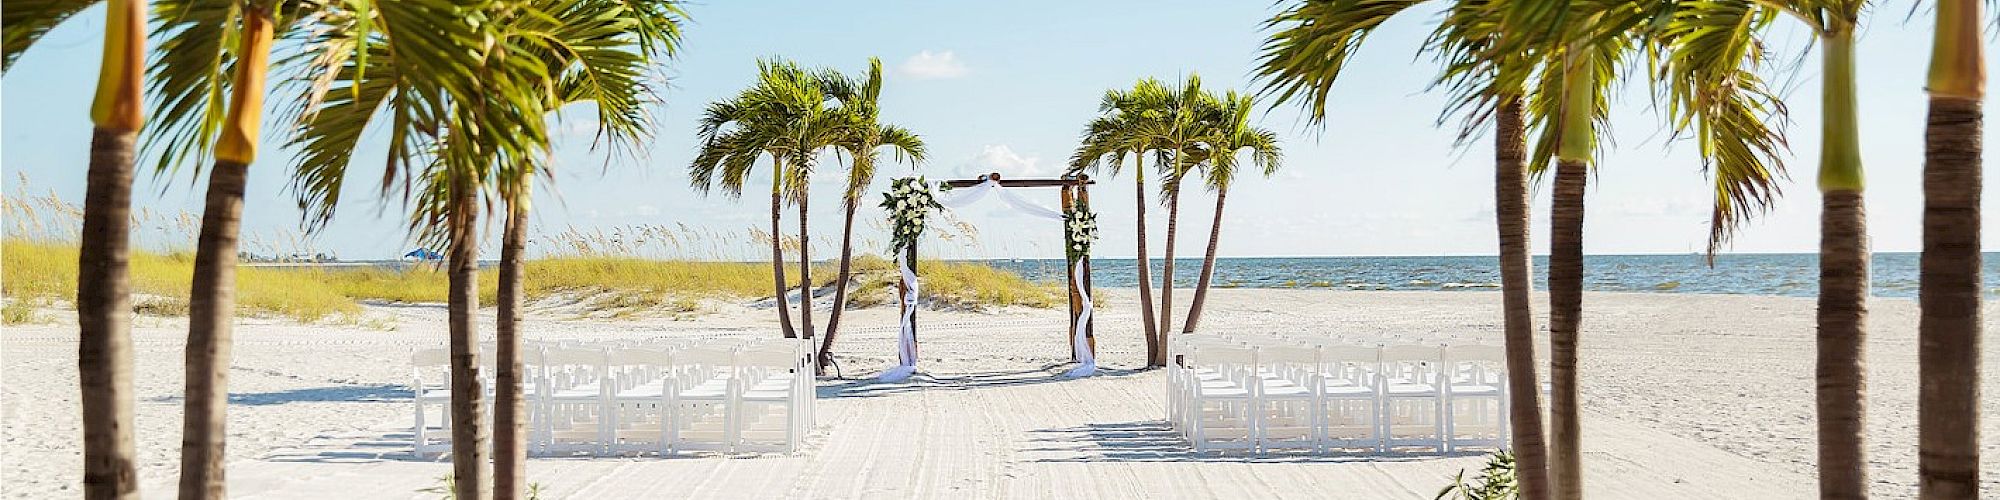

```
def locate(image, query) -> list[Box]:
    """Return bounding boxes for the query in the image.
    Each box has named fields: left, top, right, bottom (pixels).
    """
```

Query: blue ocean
left=981, top=253, right=2000, bottom=298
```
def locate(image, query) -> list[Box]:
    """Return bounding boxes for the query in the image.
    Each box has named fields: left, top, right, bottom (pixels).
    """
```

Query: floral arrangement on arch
left=1064, top=200, right=1098, bottom=261
left=881, top=177, right=942, bottom=253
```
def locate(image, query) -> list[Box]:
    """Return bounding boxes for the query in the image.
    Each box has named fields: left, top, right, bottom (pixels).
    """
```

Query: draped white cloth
left=879, top=178, right=1097, bottom=381
left=877, top=252, right=922, bottom=382
left=1062, top=258, right=1097, bottom=378
left=937, top=178, right=1066, bottom=220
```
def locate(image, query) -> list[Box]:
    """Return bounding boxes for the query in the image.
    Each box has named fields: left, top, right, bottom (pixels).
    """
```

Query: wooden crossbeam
left=941, top=172, right=1094, bottom=188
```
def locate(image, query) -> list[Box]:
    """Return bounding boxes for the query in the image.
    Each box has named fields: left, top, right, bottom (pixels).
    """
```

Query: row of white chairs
left=1168, top=334, right=1512, bottom=454
left=412, top=337, right=816, bottom=457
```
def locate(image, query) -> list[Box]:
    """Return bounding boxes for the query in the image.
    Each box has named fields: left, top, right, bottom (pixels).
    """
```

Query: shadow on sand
left=148, top=384, right=408, bottom=406
left=1022, top=420, right=1493, bottom=464
left=816, top=363, right=1148, bottom=399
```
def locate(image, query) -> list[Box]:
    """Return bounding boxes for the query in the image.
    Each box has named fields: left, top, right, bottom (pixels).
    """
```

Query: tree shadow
left=149, top=384, right=408, bottom=406
left=1022, top=420, right=1494, bottom=463
left=816, top=364, right=1150, bottom=399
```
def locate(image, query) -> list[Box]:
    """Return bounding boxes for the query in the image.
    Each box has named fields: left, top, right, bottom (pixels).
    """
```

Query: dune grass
left=2, top=177, right=1057, bottom=324
left=2, top=239, right=362, bottom=323
left=1, top=239, right=1060, bottom=324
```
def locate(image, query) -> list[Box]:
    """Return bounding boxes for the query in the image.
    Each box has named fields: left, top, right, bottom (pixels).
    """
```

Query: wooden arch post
left=1073, top=174, right=1096, bottom=358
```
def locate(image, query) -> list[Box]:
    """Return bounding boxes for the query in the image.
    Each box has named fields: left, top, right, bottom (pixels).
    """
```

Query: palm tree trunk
left=178, top=12, right=271, bottom=497
left=1496, top=99, right=1551, bottom=500
left=1547, top=157, right=1587, bottom=500
left=798, top=190, right=814, bottom=340
left=1158, top=163, right=1182, bottom=353
left=1133, top=157, right=1162, bottom=367
left=1918, top=5, right=1983, bottom=497
left=1918, top=94, right=1982, bottom=500
left=80, top=127, right=140, bottom=500
left=819, top=197, right=860, bottom=374
left=446, top=174, right=489, bottom=500
left=770, top=160, right=796, bottom=339
left=494, top=194, right=529, bottom=500
left=179, top=158, right=248, bottom=500
left=1816, top=28, right=1869, bottom=500
left=81, top=1, right=144, bottom=496
left=1180, top=187, right=1226, bottom=334
left=1818, top=189, right=1869, bottom=499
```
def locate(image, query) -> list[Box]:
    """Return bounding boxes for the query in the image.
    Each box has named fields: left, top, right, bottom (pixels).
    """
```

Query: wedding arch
left=877, top=172, right=1099, bottom=382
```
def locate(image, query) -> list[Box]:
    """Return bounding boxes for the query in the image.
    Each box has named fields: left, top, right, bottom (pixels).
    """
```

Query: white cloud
left=956, top=144, right=1048, bottom=178
left=897, top=50, right=968, bottom=80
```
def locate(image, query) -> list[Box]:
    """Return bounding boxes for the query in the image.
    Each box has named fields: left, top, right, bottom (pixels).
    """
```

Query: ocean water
left=980, top=253, right=2000, bottom=298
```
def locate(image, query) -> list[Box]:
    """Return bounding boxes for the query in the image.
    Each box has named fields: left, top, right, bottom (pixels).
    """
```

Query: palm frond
left=1651, top=0, right=1789, bottom=255
left=1254, top=0, right=1427, bottom=126
left=1, top=0, right=96, bottom=73
left=142, top=0, right=242, bottom=178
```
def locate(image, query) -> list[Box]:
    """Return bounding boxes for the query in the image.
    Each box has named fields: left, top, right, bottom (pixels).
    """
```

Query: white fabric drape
left=938, top=179, right=1064, bottom=220
left=878, top=252, right=921, bottom=382
left=1062, top=258, right=1097, bottom=378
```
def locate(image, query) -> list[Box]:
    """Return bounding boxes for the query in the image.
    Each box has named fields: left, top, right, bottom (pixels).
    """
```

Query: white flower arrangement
left=881, top=177, right=942, bottom=253
left=1064, top=201, right=1098, bottom=261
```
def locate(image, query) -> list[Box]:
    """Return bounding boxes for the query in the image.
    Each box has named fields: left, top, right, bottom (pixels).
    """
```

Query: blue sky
left=5, top=0, right=1996, bottom=260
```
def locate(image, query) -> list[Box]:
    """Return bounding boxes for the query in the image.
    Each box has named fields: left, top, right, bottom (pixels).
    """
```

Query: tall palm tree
left=1678, top=1, right=1870, bottom=495
left=1255, top=1, right=1555, bottom=495
left=284, top=2, right=551, bottom=497
left=691, top=59, right=851, bottom=339
left=486, top=2, right=682, bottom=497
left=140, top=1, right=285, bottom=495
left=1496, top=2, right=1786, bottom=496
left=1, top=0, right=150, bottom=497
left=818, top=57, right=926, bottom=373
left=1181, top=90, right=1280, bottom=334
left=1154, top=74, right=1216, bottom=354
left=1919, top=0, right=1982, bottom=496
left=1071, top=78, right=1170, bottom=367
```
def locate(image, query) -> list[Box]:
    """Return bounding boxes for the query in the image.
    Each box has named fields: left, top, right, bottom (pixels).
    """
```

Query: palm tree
left=0, top=0, right=150, bottom=497
left=818, top=57, right=927, bottom=373
left=1255, top=1, right=1556, bottom=495
left=1496, top=3, right=1787, bottom=496
left=1181, top=90, right=1280, bottom=334
left=1683, top=1, right=1870, bottom=495
left=1154, top=74, right=1216, bottom=355
left=1918, top=0, right=1982, bottom=496
left=1071, top=78, right=1170, bottom=367
left=486, top=2, right=682, bottom=497
left=140, top=1, right=283, bottom=495
left=284, top=2, right=551, bottom=497
left=691, top=59, right=851, bottom=340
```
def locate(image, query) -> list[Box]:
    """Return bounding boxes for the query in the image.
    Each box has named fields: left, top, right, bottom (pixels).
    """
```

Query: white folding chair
left=1315, top=344, right=1383, bottom=452
left=607, top=348, right=676, bottom=456
left=1378, top=344, right=1446, bottom=453
left=1256, top=344, right=1320, bottom=452
left=668, top=344, right=737, bottom=454
left=538, top=346, right=610, bottom=455
left=734, top=340, right=809, bottom=453
left=1185, top=345, right=1259, bottom=453
left=1443, top=344, right=1508, bottom=452
left=410, top=348, right=452, bottom=457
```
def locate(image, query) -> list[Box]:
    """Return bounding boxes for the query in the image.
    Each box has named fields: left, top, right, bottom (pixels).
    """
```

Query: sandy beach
left=5, top=288, right=1997, bottom=498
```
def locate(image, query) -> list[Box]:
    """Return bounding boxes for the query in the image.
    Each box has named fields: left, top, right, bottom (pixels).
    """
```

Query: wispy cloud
left=897, top=50, right=969, bottom=80
left=956, top=144, right=1047, bottom=178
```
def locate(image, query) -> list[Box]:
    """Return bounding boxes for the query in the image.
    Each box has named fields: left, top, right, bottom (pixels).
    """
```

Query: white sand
left=4, top=289, right=1997, bottom=498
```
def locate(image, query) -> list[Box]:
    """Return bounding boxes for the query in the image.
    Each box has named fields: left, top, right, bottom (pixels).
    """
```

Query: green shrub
left=1435, top=451, right=1518, bottom=500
